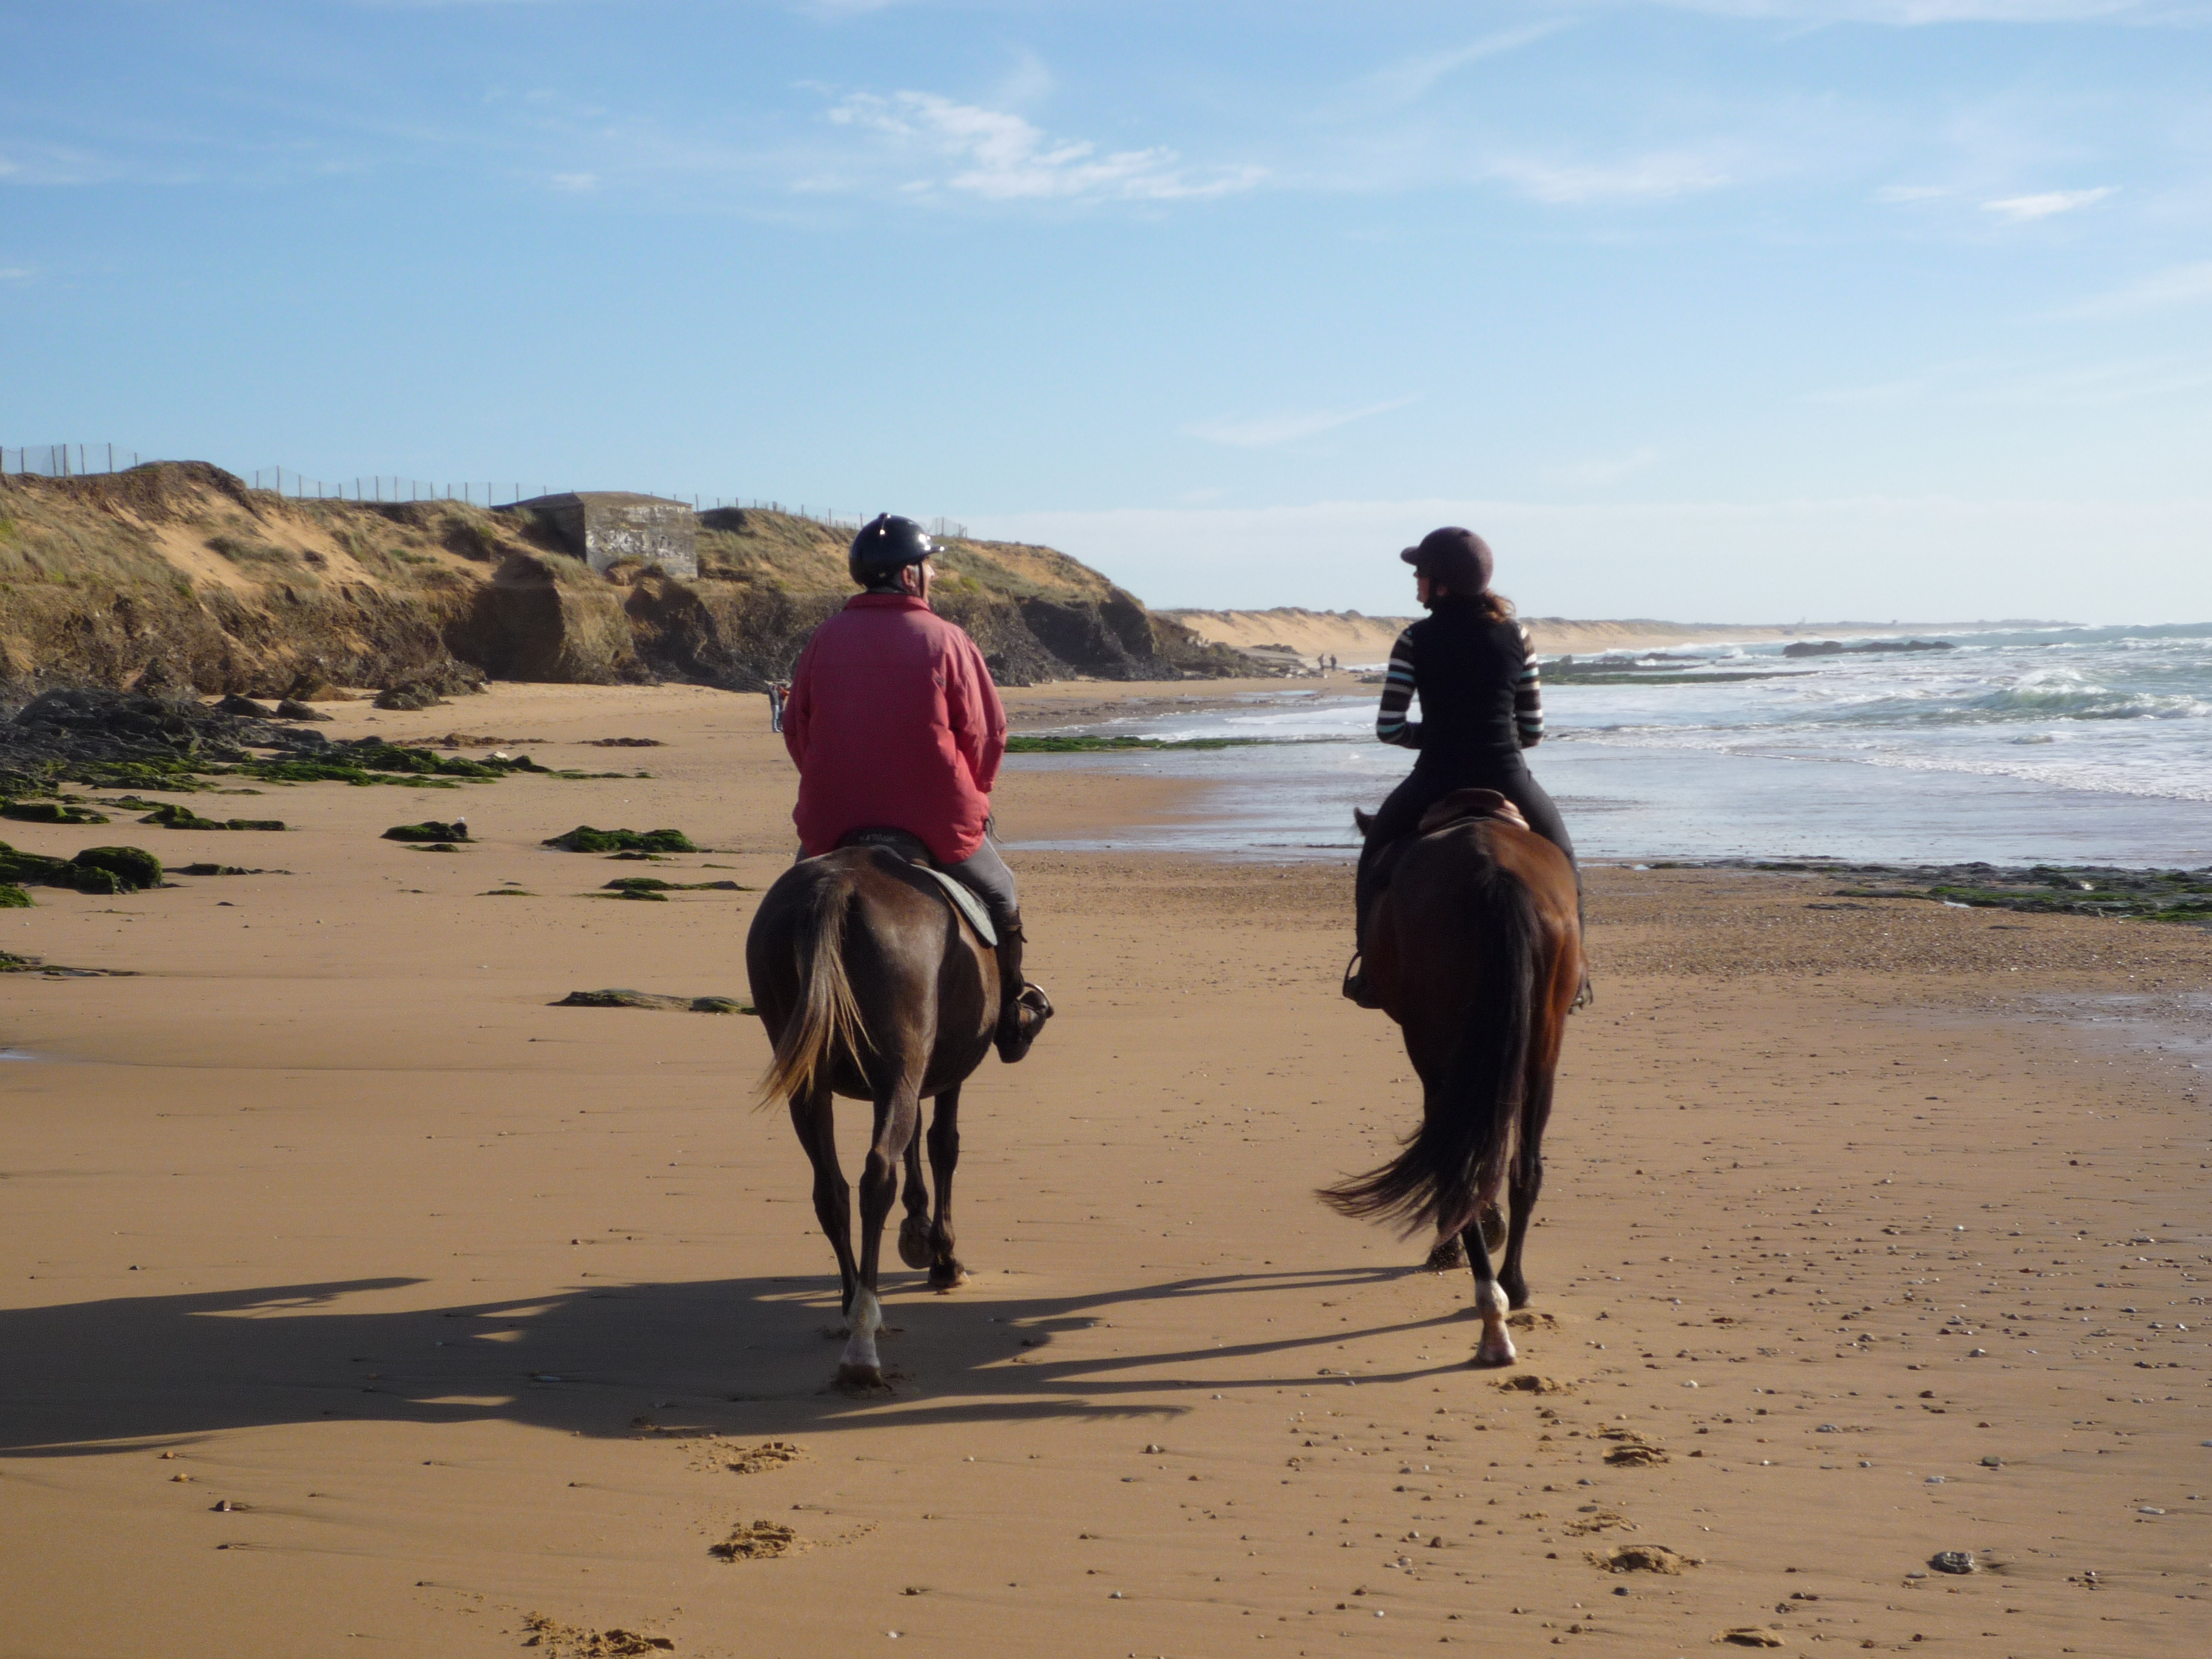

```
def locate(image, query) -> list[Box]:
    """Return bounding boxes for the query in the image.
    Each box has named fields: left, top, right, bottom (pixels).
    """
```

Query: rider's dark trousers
left=940, top=834, right=1017, bottom=928
left=1354, top=757, right=1575, bottom=950
left=942, top=833, right=1026, bottom=1021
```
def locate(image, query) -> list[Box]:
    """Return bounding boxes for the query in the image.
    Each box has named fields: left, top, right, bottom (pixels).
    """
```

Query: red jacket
left=783, top=594, right=1007, bottom=864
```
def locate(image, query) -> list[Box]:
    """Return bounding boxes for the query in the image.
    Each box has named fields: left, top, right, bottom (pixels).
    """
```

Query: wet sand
left=1, top=681, right=2206, bottom=1658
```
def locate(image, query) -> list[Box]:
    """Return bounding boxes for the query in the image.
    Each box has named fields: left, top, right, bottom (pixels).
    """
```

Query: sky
left=4, top=1, right=2209, bottom=623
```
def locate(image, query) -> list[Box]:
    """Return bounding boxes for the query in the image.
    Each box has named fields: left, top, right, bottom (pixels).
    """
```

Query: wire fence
left=0, top=444, right=969, bottom=539
left=1, top=444, right=148, bottom=477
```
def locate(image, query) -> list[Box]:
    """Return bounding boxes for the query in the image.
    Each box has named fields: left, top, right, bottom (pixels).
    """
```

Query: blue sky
left=4, top=1, right=2208, bottom=622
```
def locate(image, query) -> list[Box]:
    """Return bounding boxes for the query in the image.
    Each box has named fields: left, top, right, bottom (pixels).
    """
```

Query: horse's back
left=1374, top=817, right=1579, bottom=1021
left=746, top=847, right=996, bottom=1103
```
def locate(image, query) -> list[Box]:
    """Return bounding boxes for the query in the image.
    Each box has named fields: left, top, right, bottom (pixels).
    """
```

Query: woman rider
left=1342, top=526, right=1578, bottom=1007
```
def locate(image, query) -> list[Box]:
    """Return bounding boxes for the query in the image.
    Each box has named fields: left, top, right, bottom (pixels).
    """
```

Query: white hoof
left=1471, top=1279, right=1516, bottom=1366
left=839, top=1288, right=882, bottom=1378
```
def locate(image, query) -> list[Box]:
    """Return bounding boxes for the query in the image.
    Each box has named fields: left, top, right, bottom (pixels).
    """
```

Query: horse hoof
left=1479, top=1204, right=1507, bottom=1253
left=1504, top=1282, right=1532, bottom=1311
left=836, top=1363, right=889, bottom=1392
left=897, top=1215, right=933, bottom=1270
left=930, top=1261, right=970, bottom=1292
left=1469, top=1339, right=1518, bottom=1369
left=1423, top=1238, right=1465, bottom=1273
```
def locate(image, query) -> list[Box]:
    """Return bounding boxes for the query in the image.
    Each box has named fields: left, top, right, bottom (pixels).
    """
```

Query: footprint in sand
left=1588, top=1543, right=1699, bottom=1574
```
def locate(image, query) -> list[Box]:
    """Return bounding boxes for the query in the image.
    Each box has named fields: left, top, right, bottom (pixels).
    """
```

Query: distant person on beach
left=1343, top=526, right=1577, bottom=1007
left=766, top=679, right=790, bottom=734
left=780, top=513, right=1051, bottom=1062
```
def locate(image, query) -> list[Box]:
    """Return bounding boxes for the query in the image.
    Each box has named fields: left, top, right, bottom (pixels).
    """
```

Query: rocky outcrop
left=0, top=465, right=1256, bottom=696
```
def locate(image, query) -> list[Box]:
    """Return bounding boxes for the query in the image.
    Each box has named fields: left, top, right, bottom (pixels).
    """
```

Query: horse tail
left=1320, top=844, right=1537, bottom=1238
left=756, top=868, right=869, bottom=1108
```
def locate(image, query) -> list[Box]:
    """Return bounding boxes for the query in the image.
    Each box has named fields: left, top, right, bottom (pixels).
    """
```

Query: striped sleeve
left=1514, top=624, right=1544, bottom=747
left=1375, top=628, right=1420, bottom=748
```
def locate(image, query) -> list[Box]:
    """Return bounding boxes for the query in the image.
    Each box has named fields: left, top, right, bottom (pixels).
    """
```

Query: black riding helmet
left=1400, top=526, right=1494, bottom=597
left=849, top=514, right=934, bottom=589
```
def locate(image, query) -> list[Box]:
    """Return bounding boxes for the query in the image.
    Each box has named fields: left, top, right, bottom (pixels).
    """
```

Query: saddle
left=835, top=828, right=998, bottom=947
left=1415, top=788, right=1529, bottom=837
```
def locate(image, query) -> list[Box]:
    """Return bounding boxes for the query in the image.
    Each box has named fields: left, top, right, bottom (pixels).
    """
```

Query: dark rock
left=215, top=694, right=275, bottom=718
left=383, top=820, right=470, bottom=843
left=1781, top=638, right=1956, bottom=659
left=1, top=801, right=110, bottom=825
left=543, top=826, right=697, bottom=854
left=554, top=988, right=754, bottom=1014
left=1928, top=1551, right=1977, bottom=1575
left=0, top=838, right=163, bottom=894
left=374, top=685, right=442, bottom=712
left=274, top=699, right=333, bottom=722
left=73, top=846, right=164, bottom=891
left=138, top=802, right=287, bottom=831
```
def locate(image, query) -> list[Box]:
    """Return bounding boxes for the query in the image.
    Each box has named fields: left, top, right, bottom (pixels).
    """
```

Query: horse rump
left=1319, top=837, right=1537, bottom=1238
left=752, top=863, right=870, bottom=1108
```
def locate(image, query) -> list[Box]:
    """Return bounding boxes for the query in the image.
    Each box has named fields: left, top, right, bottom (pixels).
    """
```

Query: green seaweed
left=480, top=889, right=537, bottom=897
left=138, top=803, right=287, bottom=831
left=0, top=840, right=164, bottom=894
left=0, top=884, right=30, bottom=908
left=601, top=876, right=752, bottom=894
left=543, top=826, right=698, bottom=854
left=1, top=801, right=110, bottom=825
left=73, top=846, right=164, bottom=891
left=554, top=988, right=756, bottom=1014
left=384, top=820, right=471, bottom=842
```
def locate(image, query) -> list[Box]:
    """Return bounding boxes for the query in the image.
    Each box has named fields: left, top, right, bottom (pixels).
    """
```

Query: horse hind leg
left=788, top=1082, right=859, bottom=1319
left=1458, top=1221, right=1517, bottom=1367
left=923, top=1084, right=968, bottom=1291
left=896, top=1131, right=933, bottom=1270
left=839, top=1068, right=923, bottom=1390
left=1429, top=1201, right=1505, bottom=1274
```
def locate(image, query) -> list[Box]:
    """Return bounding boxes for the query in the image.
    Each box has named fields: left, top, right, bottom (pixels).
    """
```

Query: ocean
left=1004, top=622, right=2212, bottom=868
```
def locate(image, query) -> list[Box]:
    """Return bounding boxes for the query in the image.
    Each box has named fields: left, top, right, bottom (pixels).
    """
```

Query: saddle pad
left=919, top=866, right=997, bottom=947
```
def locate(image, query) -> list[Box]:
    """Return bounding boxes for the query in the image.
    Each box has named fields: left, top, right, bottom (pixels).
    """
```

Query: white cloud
left=2068, top=260, right=2212, bottom=315
left=0, top=266, right=32, bottom=282
left=829, top=92, right=1264, bottom=203
left=1874, top=184, right=1949, bottom=203
left=1541, top=447, right=1661, bottom=487
left=1982, top=186, right=2117, bottom=221
left=549, top=171, right=598, bottom=192
left=1181, top=398, right=1417, bottom=449
left=1342, top=24, right=1572, bottom=113
left=1486, top=151, right=1733, bottom=204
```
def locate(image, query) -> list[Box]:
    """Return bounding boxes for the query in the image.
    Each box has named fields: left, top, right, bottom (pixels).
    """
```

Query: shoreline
left=1, top=680, right=2206, bottom=1658
left=1158, top=608, right=2079, bottom=667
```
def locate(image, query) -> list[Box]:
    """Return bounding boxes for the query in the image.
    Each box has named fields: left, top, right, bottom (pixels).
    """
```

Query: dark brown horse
left=1322, top=789, right=1582, bottom=1367
left=746, top=840, right=999, bottom=1388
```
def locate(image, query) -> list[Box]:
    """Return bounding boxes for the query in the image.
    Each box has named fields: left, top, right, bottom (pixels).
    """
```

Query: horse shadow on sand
left=1, top=1263, right=1490, bottom=1457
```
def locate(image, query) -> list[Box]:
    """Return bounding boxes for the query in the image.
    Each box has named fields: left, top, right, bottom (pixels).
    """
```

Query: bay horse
left=746, top=837, right=1000, bottom=1389
left=1321, top=788, right=1582, bottom=1367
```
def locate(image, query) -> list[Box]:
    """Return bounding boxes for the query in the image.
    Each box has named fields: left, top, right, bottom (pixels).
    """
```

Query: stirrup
left=1341, top=953, right=1382, bottom=1010
left=997, top=982, right=1053, bottom=1063
left=1571, top=966, right=1595, bottom=1013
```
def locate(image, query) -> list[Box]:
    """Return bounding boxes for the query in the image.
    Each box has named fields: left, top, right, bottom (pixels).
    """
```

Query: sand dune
left=0, top=680, right=2203, bottom=1657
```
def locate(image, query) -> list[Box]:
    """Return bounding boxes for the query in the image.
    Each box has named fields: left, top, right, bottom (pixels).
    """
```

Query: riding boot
left=1570, top=877, right=1594, bottom=1011
left=1341, top=900, right=1384, bottom=1009
left=991, top=907, right=1053, bottom=1063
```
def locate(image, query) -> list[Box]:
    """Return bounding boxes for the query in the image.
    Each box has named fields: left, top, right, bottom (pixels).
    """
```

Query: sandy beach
left=2, top=680, right=2206, bottom=1659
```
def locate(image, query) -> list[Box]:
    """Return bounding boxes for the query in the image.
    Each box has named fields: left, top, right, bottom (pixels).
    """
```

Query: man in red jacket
left=782, top=514, right=1051, bottom=1062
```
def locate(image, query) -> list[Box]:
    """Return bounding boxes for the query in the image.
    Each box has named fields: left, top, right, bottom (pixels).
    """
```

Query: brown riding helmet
left=1400, top=526, right=1494, bottom=595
